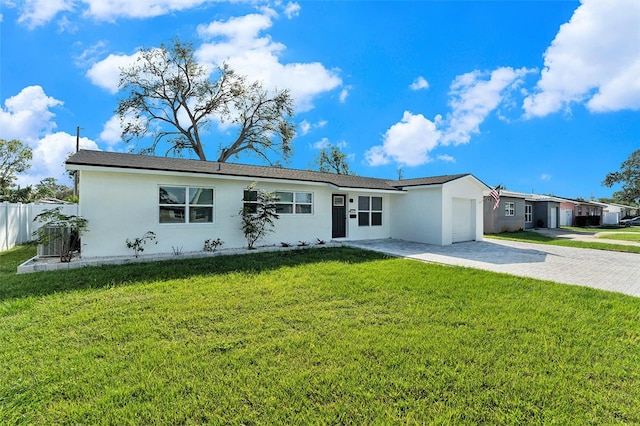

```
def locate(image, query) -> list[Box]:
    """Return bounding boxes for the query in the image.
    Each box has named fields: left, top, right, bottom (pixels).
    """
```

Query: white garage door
left=452, top=198, right=475, bottom=243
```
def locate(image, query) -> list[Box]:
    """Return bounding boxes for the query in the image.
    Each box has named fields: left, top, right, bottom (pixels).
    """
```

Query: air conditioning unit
left=37, top=226, right=71, bottom=257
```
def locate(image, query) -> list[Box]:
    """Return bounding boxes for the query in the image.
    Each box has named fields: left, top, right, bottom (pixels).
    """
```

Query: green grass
left=487, top=231, right=640, bottom=253
left=561, top=225, right=640, bottom=234
left=597, top=232, right=640, bottom=242
left=0, top=243, right=36, bottom=276
left=1, top=246, right=640, bottom=424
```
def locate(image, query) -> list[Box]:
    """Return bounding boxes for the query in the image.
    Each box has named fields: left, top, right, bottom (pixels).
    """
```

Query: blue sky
left=1, top=0, right=639, bottom=199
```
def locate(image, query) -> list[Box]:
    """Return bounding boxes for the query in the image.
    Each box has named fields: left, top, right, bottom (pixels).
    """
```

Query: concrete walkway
left=345, top=238, right=640, bottom=298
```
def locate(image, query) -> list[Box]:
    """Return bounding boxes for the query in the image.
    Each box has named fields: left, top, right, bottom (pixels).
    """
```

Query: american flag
left=490, top=186, right=500, bottom=210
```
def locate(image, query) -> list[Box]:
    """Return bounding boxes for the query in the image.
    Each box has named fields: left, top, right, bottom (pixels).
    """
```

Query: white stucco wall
left=390, top=187, right=443, bottom=245
left=78, top=169, right=396, bottom=258
left=389, top=176, right=486, bottom=245
left=441, top=176, right=485, bottom=244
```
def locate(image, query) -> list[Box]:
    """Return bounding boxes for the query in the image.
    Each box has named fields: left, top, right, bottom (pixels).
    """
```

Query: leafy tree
left=603, top=149, right=640, bottom=205
left=313, top=144, right=354, bottom=175
left=239, top=184, right=279, bottom=249
left=117, top=38, right=296, bottom=163
left=0, top=139, right=32, bottom=194
left=1, top=186, right=32, bottom=203
left=33, top=178, right=73, bottom=201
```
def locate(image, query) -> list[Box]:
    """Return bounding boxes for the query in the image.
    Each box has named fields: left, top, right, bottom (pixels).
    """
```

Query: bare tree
left=117, top=38, right=295, bottom=163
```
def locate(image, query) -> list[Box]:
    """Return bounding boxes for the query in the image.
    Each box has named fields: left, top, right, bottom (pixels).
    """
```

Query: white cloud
left=74, top=40, right=108, bottom=67
left=196, top=13, right=342, bottom=112
left=0, top=86, right=99, bottom=186
left=410, top=76, right=429, bottom=91
left=99, top=115, right=124, bottom=145
left=367, top=67, right=533, bottom=168
left=29, top=132, right=99, bottom=184
left=365, top=111, right=441, bottom=167
left=0, top=85, right=62, bottom=141
left=11, top=0, right=214, bottom=26
left=283, top=2, right=300, bottom=19
left=86, top=51, right=141, bottom=93
left=442, top=66, right=533, bottom=145
left=541, top=174, right=551, bottom=181
left=299, top=120, right=311, bottom=136
left=339, top=86, right=351, bottom=103
left=312, top=137, right=331, bottom=150
left=15, top=0, right=74, bottom=28
left=312, top=138, right=346, bottom=150
left=83, top=0, right=209, bottom=22
left=523, top=0, right=640, bottom=117
left=437, top=154, right=455, bottom=163
left=299, top=119, right=327, bottom=136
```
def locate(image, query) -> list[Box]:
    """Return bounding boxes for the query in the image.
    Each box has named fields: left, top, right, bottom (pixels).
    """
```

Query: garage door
left=452, top=198, right=475, bottom=243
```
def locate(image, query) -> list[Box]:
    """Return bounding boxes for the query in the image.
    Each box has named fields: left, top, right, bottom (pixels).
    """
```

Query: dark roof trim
left=67, top=150, right=482, bottom=192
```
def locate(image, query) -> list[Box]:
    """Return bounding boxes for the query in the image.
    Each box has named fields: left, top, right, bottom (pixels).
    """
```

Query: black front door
left=332, top=195, right=346, bottom=238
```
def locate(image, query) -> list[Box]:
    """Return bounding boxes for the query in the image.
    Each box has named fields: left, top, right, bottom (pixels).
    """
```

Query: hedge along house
left=66, top=150, right=489, bottom=258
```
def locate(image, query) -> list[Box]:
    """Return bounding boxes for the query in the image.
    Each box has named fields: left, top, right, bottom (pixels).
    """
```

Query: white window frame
left=525, top=204, right=532, bottom=223
left=358, top=196, right=383, bottom=227
left=275, top=191, right=313, bottom=215
left=159, top=186, right=214, bottom=224
left=505, top=202, right=515, bottom=217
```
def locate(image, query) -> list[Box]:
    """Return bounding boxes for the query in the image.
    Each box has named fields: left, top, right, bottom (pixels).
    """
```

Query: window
left=525, top=204, right=532, bottom=222
left=358, top=196, right=382, bottom=226
left=505, top=202, right=515, bottom=217
left=243, top=189, right=258, bottom=214
left=275, top=191, right=313, bottom=214
left=159, top=186, right=214, bottom=224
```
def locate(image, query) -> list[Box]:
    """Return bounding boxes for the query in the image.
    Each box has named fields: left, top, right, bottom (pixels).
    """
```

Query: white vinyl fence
left=602, top=211, right=620, bottom=225
left=0, top=202, right=79, bottom=252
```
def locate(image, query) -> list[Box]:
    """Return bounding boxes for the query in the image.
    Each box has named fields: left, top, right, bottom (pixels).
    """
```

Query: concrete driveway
left=345, top=238, right=640, bottom=298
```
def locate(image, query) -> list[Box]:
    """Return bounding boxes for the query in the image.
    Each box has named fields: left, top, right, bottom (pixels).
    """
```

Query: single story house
left=559, top=198, right=603, bottom=227
left=484, top=190, right=563, bottom=233
left=601, top=202, right=639, bottom=223
left=483, top=190, right=527, bottom=233
left=66, top=150, right=490, bottom=258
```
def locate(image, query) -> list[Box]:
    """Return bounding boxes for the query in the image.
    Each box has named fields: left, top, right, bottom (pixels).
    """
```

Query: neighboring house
left=562, top=198, right=603, bottom=226
left=526, top=194, right=562, bottom=229
left=484, top=190, right=563, bottom=233
left=601, top=202, right=638, bottom=223
left=483, top=190, right=527, bottom=233
left=66, top=150, right=489, bottom=258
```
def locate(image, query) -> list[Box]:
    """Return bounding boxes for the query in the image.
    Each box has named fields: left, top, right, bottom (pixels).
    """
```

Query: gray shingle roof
left=67, top=150, right=475, bottom=191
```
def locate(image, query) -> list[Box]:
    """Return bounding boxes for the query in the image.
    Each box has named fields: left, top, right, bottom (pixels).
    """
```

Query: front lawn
left=562, top=225, right=640, bottom=234
left=487, top=230, right=640, bottom=253
left=1, top=247, right=639, bottom=424
left=597, top=232, right=640, bottom=242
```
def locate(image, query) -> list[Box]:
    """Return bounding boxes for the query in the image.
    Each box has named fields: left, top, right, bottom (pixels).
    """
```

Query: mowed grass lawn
left=487, top=230, right=640, bottom=253
left=1, top=245, right=639, bottom=424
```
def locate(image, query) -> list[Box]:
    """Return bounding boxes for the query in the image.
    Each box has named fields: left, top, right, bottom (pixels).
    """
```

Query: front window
left=358, top=196, right=383, bottom=226
left=159, top=186, right=214, bottom=224
left=275, top=191, right=313, bottom=214
left=525, top=205, right=532, bottom=222
left=505, top=202, right=515, bottom=217
left=243, top=189, right=258, bottom=214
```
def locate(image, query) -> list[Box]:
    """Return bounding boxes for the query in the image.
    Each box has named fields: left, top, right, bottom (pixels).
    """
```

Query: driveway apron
left=345, top=239, right=640, bottom=298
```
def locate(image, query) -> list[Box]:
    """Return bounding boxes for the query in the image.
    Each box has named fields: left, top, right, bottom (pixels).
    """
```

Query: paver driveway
left=345, top=238, right=640, bottom=298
